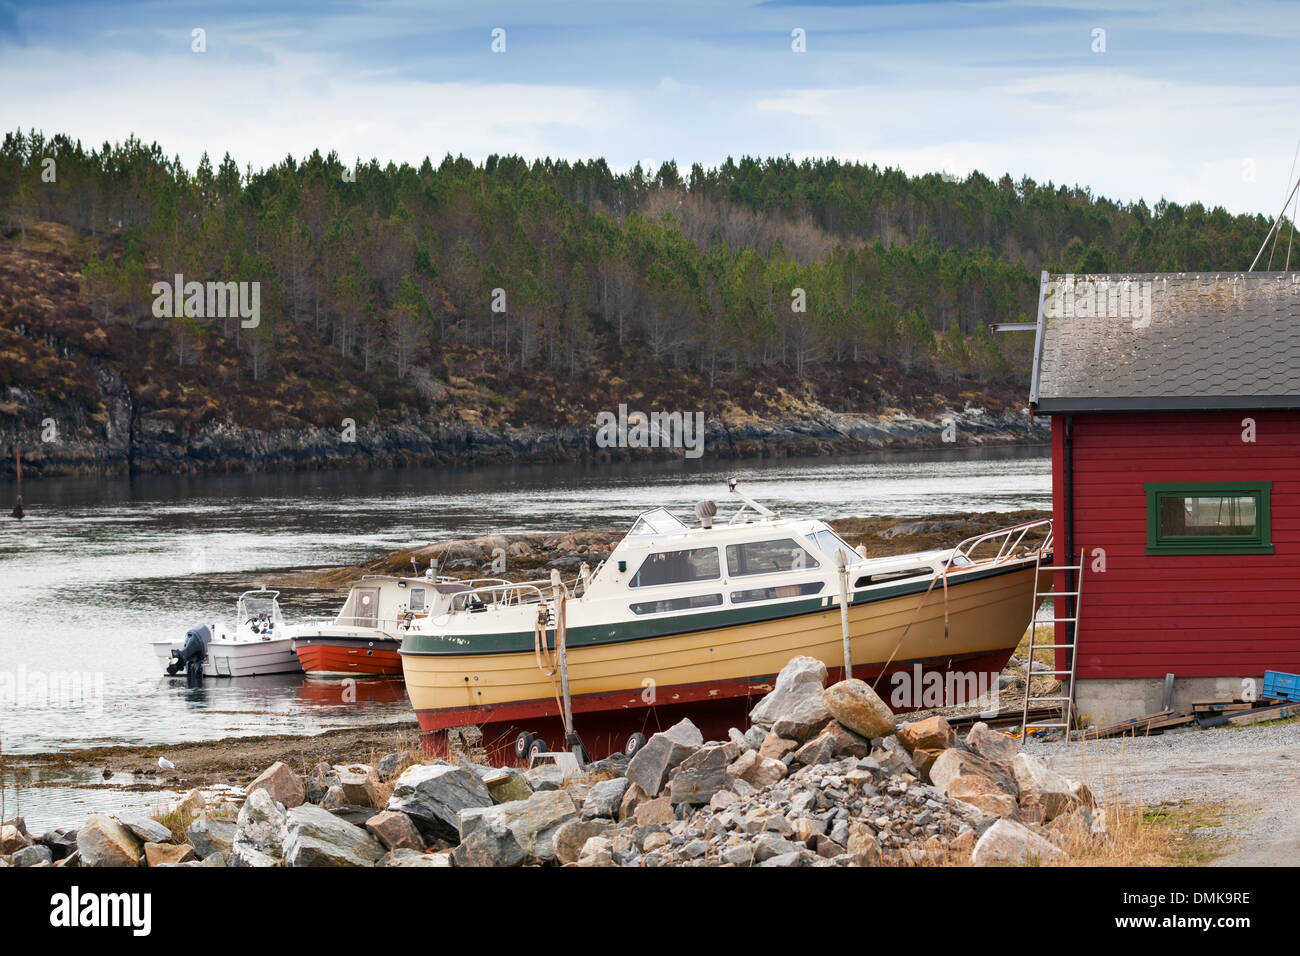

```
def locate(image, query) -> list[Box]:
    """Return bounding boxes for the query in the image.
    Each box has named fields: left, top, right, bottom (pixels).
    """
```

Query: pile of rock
left=3, top=657, right=1105, bottom=868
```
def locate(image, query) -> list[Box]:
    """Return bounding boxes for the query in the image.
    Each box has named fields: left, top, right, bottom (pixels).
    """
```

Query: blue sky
left=2, top=0, right=1298, bottom=215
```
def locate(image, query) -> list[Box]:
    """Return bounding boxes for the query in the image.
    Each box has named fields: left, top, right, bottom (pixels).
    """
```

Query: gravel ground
left=1022, top=721, right=1300, bottom=865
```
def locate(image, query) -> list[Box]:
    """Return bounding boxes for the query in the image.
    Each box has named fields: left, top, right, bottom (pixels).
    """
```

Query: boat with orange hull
left=291, top=572, right=512, bottom=678
left=399, top=483, right=1052, bottom=763
left=293, top=636, right=403, bottom=676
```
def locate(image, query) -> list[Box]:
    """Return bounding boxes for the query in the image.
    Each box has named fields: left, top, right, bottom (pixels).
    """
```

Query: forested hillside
left=0, top=129, right=1275, bottom=474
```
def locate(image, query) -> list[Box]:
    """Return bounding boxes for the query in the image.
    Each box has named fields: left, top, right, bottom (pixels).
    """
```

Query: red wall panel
left=1051, top=411, right=1300, bottom=679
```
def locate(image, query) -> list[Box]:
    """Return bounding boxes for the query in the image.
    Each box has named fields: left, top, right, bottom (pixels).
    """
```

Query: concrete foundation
left=1074, top=676, right=1264, bottom=727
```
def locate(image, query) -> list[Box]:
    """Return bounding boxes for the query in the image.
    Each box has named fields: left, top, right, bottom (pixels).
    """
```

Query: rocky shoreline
left=0, top=659, right=1102, bottom=869
left=2, top=391, right=1046, bottom=478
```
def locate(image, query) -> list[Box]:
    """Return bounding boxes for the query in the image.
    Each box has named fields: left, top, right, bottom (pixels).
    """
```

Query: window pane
left=630, top=593, right=723, bottom=615
left=1160, top=495, right=1257, bottom=537
left=629, top=547, right=720, bottom=587
left=731, top=582, right=825, bottom=604
left=809, top=529, right=864, bottom=565
left=726, top=538, right=821, bottom=576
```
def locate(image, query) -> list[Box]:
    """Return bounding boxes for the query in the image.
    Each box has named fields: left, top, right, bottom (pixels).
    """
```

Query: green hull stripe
left=399, top=559, right=1034, bottom=658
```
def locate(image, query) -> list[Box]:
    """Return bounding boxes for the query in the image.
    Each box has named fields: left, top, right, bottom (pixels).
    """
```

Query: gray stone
left=456, top=789, right=577, bottom=863
left=771, top=695, right=833, bottom=742
left=37, top=828, right=78, bottom=861
left=13, top=844, right=53, bottom=867
left=750, top=656, right=829, bottom=728
left=966, top=722, right=1022, bottom=773
left=581, top=777, right=631, bottom=819
left=553, top=818, right=615, bottom=865
left=283, top=804, right=385, bottom=867
left=199, top=852, right=226, bottom=867
left=721, top=842, right=756, bottom=866
left=972, top=818, right=1068, bottom=866
left=232, top=787, right=287, bottom=862
left=667, top=746, right=735, bottom=806
left=625, top=719, right=703, bottom=797
left=386, top=761, right=494, bottom=842
left=522, top=764, right=565, bottom=792
left=452, top=824, right=525, bottom=867
left=188, top=816, right=236, bottom=858
left=383, top=847, right=451, bottom=867
left=113, top=811, right=173, bottom=845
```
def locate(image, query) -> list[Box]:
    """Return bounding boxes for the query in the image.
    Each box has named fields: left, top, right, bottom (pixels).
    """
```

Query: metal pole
left=1249, top=174, right=1300, bottom=271
left=836, top=549, right=853, bottom=681
left=554, top=585, right=574, bottom=740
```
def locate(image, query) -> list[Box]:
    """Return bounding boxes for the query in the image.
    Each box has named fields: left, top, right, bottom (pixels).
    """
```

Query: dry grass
left=149, top=803, right=192, bottom=843
left=1058, top=800, right=1230, bottom=866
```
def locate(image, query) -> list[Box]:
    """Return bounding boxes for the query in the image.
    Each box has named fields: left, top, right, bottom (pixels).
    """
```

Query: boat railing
left=948, top=518, right=1053, bottom=572
left=448, top=580, right=558, bottom=612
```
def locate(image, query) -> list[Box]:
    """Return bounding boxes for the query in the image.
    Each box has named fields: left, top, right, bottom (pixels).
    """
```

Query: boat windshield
left=238, top=593, right=284, bottom=627
left=627, top=507, right=689, bottom=536
left=806, top=528, right=866, bottom=566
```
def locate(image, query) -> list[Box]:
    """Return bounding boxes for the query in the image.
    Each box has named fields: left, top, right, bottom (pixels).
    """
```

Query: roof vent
left=695, top=500, right=718, bottom=529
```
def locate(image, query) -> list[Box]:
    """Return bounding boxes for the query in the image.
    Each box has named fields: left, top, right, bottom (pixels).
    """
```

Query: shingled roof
left=1030, top=271, right=1300, bottom=412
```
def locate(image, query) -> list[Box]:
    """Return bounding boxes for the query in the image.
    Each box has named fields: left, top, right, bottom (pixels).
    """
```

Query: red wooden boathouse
left=1029, top=271, right=1300, bottom=724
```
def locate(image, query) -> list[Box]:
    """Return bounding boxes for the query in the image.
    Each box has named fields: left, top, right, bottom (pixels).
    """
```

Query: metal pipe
left=1249, top=175, right=1300, bottom=272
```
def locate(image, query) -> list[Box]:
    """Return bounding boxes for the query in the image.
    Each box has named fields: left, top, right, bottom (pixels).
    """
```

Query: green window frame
left=1145, top=481, right=1273, bottom=555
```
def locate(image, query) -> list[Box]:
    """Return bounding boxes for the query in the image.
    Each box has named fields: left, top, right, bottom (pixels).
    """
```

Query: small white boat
left=152, top=588, right=302, bottom=677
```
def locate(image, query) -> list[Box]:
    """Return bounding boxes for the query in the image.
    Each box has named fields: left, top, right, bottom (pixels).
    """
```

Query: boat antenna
left=727, top=477, right=776, bottom=523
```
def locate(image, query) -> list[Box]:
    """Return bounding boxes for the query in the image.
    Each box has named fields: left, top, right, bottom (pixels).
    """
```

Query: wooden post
left=10, top=442, right=22, bottom=519
left=837, top=549, right=853, bottom=681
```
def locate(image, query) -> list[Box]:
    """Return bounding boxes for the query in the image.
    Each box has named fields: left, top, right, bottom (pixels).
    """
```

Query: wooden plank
left=1226, top=702, right=1300, bottom=726
left=1080, top=709, right=1175, bottom=740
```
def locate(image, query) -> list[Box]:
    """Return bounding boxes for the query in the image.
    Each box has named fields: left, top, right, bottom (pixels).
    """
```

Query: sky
left=1, top=0, right=1299, bottom=216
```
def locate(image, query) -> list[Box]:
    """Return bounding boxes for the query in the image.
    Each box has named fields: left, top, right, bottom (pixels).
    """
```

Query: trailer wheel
left=527, top=737, right=548, bottom=760
left=513, top=731, right=535, bottom=760
left=624, top=732, right=646, bottom=757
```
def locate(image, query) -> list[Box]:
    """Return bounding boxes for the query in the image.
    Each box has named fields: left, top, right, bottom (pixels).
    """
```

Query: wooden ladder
left=1020, top=546, right=1085, bottom=733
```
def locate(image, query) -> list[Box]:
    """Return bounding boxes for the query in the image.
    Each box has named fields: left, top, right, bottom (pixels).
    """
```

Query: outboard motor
left=166, top=624, right=212, bottom=684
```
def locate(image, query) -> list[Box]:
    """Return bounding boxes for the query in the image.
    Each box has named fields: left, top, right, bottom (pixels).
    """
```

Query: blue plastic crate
left=1262, top=670, right=1300, bottom=702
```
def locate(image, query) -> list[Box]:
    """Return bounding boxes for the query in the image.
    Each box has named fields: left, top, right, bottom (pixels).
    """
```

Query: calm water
left=0, top=446, right=1048, bottom=828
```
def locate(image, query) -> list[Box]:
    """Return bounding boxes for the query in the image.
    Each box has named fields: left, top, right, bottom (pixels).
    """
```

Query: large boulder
left=897, top=715, right=956, bottom=753
left=113, top=812, right=174, bottom=845
left=553, top=818, right=615, bottom=865
left=246, top=761, right=307, bottom=809
left=78, top=814, right=143, bottom=867
left=726, top=750, right=787, bottom=789
left=483, top=768, right=533, bottom=805
left=1012, top=753, right=1080, bottom=822
left=187, top=817, right=237, bottom=859
left=0, top=824, right=30, bottom=855
left=972, top=818, right=1068, bottom=866
left=13, top=844, right=53, bottom=867
left=581, top=777, right=631, bottom=819
left=386, top=762, right=494, bottom=842
left=965, top=722, right=1022, bottom=774
left=625, top=719, right=702, bottom=797
left=452, top=824, right=525, bottom=867
left=333, top=764, right=380, bottom=808
left=283, top=805, right=385, bottom=867
left=929, top=749, right=1017, bottom=797
left=668, top=745, right=736, bottom=805
left=946, top=776, right=1019, bottom=819
left=365, top=810, right=425, bottom=853
left=457, top=790, right=577, bottom=863
left=37, top=828, right=78, bottom=862
left=144, top=843, right=196, bottom=867
left=821, top=679, right=897, bottom=739
left=750, top=656, right=829, bottom=728
left=230, top=787, right=288, bottom=865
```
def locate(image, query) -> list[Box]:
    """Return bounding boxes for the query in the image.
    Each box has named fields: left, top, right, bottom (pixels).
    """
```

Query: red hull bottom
left=415, top=648, right=1012, bottom=763
left=295, top=640, right=403, bottom=676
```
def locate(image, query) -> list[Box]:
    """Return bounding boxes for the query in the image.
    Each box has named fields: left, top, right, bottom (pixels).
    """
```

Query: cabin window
left=408, top=588, right=427, bottom=613
left=725, top=538, right=821, bottom=577
left=807, top=529, right=865, bottom=565
left=1145, top=481, right=1273, bottom=555
left=629, top=547, right=721, bottom=587
left=731, top=581, right=825, bottom=604
left=630, top=593, right=724, bottom=615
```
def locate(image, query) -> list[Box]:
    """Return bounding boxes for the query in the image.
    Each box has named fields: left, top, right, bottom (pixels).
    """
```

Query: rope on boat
left=870, top=563, right=954, bottom=694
